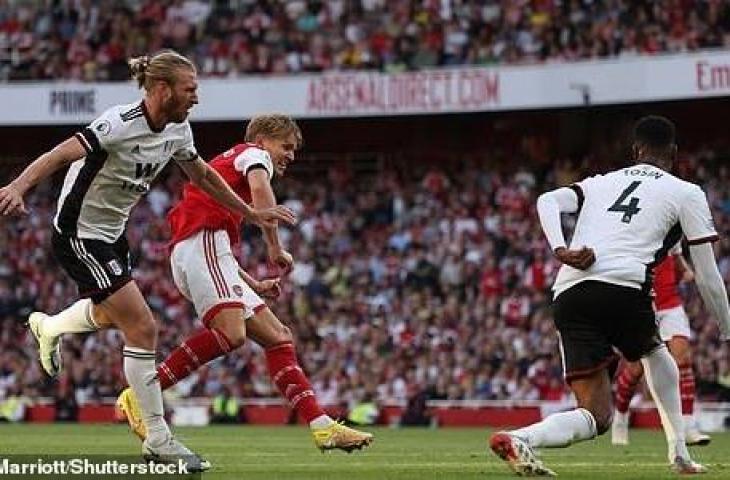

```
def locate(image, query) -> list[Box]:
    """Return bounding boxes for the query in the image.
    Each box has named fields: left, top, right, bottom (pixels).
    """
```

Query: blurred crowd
left=1, top=146, right=730, bottom=418
left=1, top=0, right=730, bottom=81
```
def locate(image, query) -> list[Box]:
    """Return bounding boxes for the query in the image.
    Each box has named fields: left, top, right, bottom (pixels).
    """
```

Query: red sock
left=678, top=363, right=696, bottom=415
left=157, top=328, right=232, bottom=390
left=615, top=363, right=642, bottom=414
left=265, top=342, right=325, bottom=424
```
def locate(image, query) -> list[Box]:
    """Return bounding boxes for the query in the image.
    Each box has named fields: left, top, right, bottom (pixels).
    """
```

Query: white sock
left=309, top=415, right=335, bottom=429
left=43, top=299, right=98, bottom=337
left=123, top=346, right=170, bottom=444
left=511, top=408, right=597, bottom=448
left=641, top=345, right=690, bottom=463
left=682, top=414, right=695, bottom=432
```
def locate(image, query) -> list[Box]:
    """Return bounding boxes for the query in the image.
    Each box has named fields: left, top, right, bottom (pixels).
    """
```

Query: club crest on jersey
left=106, top=259, right=123, bottom=276
left=233, top=285, right=243, bottom=297
left=95, top=120, right=112, bottom=136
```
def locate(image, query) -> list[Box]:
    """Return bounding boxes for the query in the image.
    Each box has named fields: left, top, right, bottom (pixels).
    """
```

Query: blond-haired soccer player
left=0, top=51, right=295, bottom=472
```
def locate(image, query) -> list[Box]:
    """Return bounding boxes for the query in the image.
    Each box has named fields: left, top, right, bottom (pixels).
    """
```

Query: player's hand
left=249, top=205, right=297, bottom=228
left=554, top=246, right=595, bottom=270
left=254, top=277, right=282, bottom=299
left=269, top=249, right=294, bottom=275
left=0, top=184, right=28, bottom=216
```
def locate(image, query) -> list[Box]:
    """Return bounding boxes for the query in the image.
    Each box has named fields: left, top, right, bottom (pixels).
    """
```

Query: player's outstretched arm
left=177, top=156, right=297, bottom=227
left=688, top=242, right=730, bottom=340
left=0, top=137, right=86, bottom=215
left=248, top=168, right=293, bottom=273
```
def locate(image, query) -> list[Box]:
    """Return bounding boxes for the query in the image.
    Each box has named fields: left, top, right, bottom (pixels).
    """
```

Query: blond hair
left=128, top=50, right=196, bottom=90
left=245, top=114, right=302, bottom=147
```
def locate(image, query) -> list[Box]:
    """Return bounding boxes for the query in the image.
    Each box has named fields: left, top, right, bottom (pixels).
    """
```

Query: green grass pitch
left=1, top=424, right=729, bottom=479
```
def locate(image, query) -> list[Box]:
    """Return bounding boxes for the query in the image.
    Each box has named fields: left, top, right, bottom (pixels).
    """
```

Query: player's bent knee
left=137, top=324, right=158, bottom=345
left=219, top=326, right=246, bottom=348
left=121, top=313, right=158, bottom=348
left=573, top=375, right=613, bottom=436
left=209, top=308, right=247, bottom=348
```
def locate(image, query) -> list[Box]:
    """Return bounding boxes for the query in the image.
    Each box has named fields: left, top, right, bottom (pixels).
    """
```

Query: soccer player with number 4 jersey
left=489, top=116, right=730, bottom=476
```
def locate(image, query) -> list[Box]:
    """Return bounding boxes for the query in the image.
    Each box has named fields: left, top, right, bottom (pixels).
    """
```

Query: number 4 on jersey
left=608, top=181, right=642, bottom=223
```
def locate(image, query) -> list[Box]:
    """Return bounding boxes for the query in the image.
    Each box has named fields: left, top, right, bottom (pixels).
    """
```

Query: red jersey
left=167, top=143, right=273, bottom=248
left=480, top=267, right=503, bottom=298
left=653, top=254, right=683, bottom=311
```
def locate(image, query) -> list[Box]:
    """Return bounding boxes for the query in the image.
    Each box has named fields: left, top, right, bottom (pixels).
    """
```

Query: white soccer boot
left=671, top=456, right=708, bottom=474
left=27, top=312, right=63, bottom=378
left=684, top=416, right=711, bottom=446
left=489, top=431, right=557, bottom=477
left=142, top=434, right=211, bottom=473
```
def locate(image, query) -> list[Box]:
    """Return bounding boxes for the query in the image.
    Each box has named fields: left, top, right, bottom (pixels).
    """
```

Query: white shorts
left=170, top=229, right=265, bottom=325
left=656, top=305, right=691, bottom=341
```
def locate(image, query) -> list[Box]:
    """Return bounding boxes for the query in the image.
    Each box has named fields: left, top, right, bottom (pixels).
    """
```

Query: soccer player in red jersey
left=116, top=114, right=373, bottom=454
left=612, top=247, right=710, bottom=446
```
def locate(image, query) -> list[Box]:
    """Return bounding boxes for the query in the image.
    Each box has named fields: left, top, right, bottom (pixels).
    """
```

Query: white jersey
left=53, top=101, right=198, bottom=242
left=553, top=163, right=718, bottom=297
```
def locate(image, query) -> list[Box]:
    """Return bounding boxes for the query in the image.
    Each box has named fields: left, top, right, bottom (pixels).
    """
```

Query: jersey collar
left=140, top=100, right=165, bottom=133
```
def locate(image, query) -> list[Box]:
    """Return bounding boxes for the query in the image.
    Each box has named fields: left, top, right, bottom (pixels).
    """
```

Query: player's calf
left=246, top=308, right=293, bottom=347
left=156, top=326, right=233, bottom=390
left=571, top=373, right=614, bottom=436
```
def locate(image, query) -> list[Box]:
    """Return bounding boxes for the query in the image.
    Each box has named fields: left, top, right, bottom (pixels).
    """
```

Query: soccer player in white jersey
left=0, top=50, right=295, bottom=471
left=489, top=116, right=730, bottom=476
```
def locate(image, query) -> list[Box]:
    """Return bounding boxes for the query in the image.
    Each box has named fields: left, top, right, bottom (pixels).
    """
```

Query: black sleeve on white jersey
left=171, top=150, right=200, bottom=163
left=171, top=122, right=199, bottom=163
left=687, top=234, right=720, bottom=246
left=234, top=147, right=274, bottom=180
left=75, top=128, right=103, bottom=155
left=245, top=164, right=269, bottom=176
left=568, top=184, right=584, bottom=212
left=76, top=107, right=123, bottom=154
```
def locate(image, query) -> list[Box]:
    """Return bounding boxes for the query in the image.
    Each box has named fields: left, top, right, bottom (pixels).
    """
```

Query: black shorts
left=552, top=280, right=661, bottom=383
left=51, top=229, right=133, bottom=304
